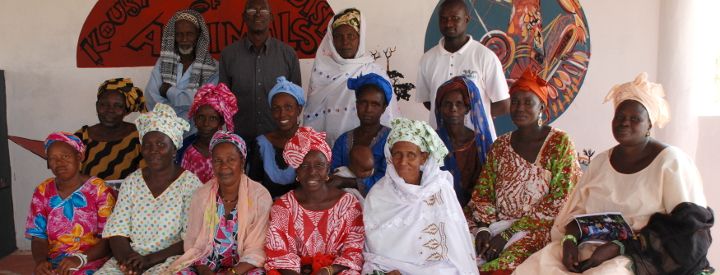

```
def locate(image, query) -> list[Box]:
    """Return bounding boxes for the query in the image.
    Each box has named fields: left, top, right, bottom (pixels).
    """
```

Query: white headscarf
left=303, top=8, right=399, bottom=147
left=362, top=120, right=478, bottom=275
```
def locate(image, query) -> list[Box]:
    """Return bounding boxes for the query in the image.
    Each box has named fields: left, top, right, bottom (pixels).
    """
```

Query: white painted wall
left=1, top=0, right=716, bottom=266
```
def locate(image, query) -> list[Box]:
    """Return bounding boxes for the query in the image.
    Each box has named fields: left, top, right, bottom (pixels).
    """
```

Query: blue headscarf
left=347, top=73, right=393, bottom=104
left=434, top=76, right=494, bottom=205
left=268, top=76, right=305, bottom=106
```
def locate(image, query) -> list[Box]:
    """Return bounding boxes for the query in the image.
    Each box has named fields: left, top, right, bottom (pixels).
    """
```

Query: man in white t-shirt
left=417, top=0, right=510, bottom=138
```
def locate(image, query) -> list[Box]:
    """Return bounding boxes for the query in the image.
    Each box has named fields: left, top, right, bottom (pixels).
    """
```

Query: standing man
left=417, top=0, right=510, bottom=138
left=219, top=0, right=301, bottom=142
left=146, top=10, right=218, bottom=135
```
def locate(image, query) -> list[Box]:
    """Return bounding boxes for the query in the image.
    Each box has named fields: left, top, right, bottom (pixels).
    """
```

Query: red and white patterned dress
left=264, top=191, right=364, bottom=274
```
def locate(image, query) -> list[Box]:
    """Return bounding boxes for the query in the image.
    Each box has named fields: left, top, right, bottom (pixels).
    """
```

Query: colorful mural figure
left=76, top=0, right=334, bottom=67
left=425, top=0, right=591, bottom=134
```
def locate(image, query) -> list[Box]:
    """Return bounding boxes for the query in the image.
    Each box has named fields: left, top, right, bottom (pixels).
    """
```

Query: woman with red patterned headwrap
left=176, top=83, right=238, bottom=183
left=264, top=127, right=365, bottom=275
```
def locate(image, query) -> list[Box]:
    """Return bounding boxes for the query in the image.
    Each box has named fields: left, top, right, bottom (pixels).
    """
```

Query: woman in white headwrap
left=513, top=73, right=707, bottom=274
left=362, top=118, right=478, bottom=275
left=98, top=103, right=203, bottom=274
left=303, top=8, right=399, bottom=147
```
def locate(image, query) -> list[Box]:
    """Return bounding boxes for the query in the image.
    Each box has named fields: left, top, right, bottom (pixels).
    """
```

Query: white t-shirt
left=416, top=36, right=509, bottom=138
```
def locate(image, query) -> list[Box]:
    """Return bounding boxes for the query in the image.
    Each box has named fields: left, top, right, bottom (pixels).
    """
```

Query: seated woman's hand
left=34, top=261, right=53, bottom=275
left=562, top=239, right=581, bottom=273
left=475, top=231, right=491, bottom=256
left=120, top=252, right=148, bottom=275
left=483, top=235, right=508, bottom=261
left=56, top=255, right=82, bottom=275
left=577, top=241, right=620, bottom=272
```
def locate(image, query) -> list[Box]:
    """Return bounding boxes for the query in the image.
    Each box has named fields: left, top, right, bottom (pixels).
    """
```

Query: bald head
left=245, top=0, right=271, bottom=12
left=244, top=0, right=272, bottom=33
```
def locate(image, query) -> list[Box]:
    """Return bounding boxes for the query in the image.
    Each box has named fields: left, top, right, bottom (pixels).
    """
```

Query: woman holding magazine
left=464, top=70, right=582, bottom=274
left=514, top=73, right=709, bottom=274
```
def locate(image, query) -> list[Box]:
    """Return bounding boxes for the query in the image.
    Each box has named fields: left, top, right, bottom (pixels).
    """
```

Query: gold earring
left=646, top=131, right=650, bottom=137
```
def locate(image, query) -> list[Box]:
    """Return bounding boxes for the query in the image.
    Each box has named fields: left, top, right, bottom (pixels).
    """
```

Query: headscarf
left=209, top=130, right=247, bottom=159
left=159, top=10, right=217, bottom=90
left=135, top=103, right=190, bottom=149
left=510, top=69, right=549, bottom=107
left=363, top=118, right=477, bottom=274
left=268, top=76, right=305, bottom=106
left=282, top=127, right=332, bottom=169
left=44, top=132, right=86, bottom=155
left=188, top=83, right=238, bottom=132
left=434, top=76, right=494, bottom=204
left=347, top=73, right=393, bottom=105
left=386, top=118, right=448, bottom=164
left=97, top=78, right=147, bottom=113
left=604, top=72, right=670, bottom=128
left=331, top=8, right=361, bottom=33
left=175, top=12, right=199, bottom=27
left=303, top=7, right=399, bottom=147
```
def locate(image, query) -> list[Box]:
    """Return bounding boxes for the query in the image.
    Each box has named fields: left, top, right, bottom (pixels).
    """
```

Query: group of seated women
left=25, top=70, right=712, bottom=275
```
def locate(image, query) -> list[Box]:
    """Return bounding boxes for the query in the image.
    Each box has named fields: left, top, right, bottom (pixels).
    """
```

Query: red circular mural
left=76, top=0, right=334, bottom=67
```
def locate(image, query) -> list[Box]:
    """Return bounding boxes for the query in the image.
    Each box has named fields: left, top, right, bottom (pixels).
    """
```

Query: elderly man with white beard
left=146, top=9, right=219, bottom=136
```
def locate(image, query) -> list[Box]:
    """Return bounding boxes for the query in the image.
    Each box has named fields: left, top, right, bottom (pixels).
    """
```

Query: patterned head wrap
left=387, top=118, right=448, bottom=164
left=283, top=127, right=332, bottom=169
left=175, top=12, right=199, bottom=27
left=97, top=78, right=147, bottom=113
left=44, top=132, right=86, bottom=155
left=268, top=76, right=305, bottom=106
left=347, top=73, right=393, bottom=105
left=160, top=10, right=217, bottom=90
left=135, top=103, right=190, bottom=149
left=435, top=76, right=470, bottom=108
left=332, top=8, right=361, bottom=33
left=510, top=69, right=549, bottom=107
left=604, top=72, right=670, bottom=128
left=188, top=83, right=238, bottom=132
left=209, top=130, right=247, bottom=159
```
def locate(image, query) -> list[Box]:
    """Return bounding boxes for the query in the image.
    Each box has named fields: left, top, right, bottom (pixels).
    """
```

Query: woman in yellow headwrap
left=74, top=78, right=147, bottom=180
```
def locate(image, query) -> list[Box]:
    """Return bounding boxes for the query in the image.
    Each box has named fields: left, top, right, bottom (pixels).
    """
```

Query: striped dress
left=75, top=125, right=144, bottom=180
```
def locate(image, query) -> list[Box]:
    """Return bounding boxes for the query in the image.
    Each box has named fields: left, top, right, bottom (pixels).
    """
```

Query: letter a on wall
left=76, top=0, right=334, bottom=68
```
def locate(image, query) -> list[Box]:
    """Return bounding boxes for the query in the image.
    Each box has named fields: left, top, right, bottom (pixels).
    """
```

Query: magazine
left=573, top=212, right=634, bottom=244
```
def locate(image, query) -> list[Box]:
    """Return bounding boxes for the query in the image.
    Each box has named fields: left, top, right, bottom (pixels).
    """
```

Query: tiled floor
left=0, top=250, right=33, bottom=275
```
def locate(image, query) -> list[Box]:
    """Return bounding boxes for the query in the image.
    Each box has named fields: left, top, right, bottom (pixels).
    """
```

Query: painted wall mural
left=76, top=0, right=334, bottom=67
left=424, top=0, right=591, bottom=134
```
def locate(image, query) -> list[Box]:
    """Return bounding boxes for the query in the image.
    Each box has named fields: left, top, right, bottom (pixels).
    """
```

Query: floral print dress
left=25, top=177, right=116, bottom=274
